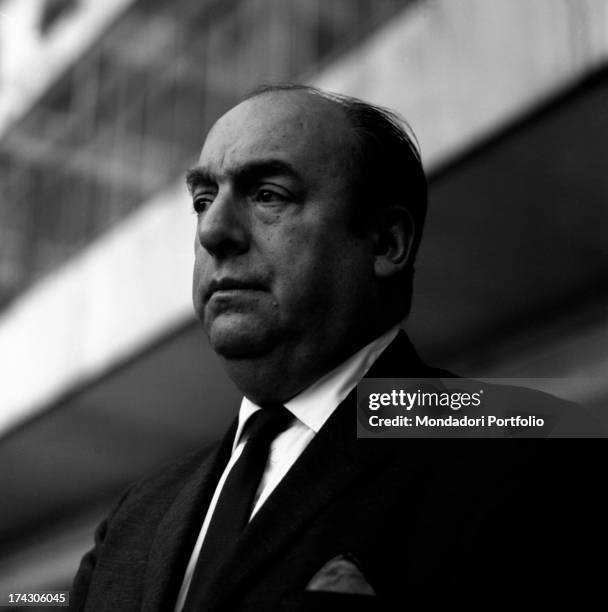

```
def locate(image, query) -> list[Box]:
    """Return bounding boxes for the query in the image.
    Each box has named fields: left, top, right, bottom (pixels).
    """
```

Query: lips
left=205, top=278, right=266, bottom=301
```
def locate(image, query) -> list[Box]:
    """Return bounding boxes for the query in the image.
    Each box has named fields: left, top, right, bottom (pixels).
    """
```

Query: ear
left=373, top=206, right=415, bottom=279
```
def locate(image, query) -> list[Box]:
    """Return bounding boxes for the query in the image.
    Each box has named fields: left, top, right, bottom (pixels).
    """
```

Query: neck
left=220, top=320, right=400, bottom=405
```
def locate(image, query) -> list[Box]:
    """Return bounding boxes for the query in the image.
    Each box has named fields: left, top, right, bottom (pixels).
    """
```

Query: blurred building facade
left=0, top=0, right=607, bottom=595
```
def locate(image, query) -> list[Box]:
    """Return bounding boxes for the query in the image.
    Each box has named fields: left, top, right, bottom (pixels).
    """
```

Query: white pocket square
left=305, top=554, right=375, bottom=595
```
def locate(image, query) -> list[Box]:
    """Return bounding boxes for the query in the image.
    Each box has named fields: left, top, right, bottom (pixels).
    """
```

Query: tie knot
left=245, top=405, right=293, bottom=443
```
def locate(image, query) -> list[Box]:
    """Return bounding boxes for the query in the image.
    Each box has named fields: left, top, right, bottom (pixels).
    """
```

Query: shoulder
left=83, top=444, right=219, bottom=555
left=69, top=445, right=218, bottom=611
left=114, top=445, right=217, bottom=517
left=470, top=379, right=604, bottom=437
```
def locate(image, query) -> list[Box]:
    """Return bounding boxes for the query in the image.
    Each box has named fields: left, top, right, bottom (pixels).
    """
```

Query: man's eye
left=253, top=189, right=286, bottom=204
left=192, top=196, right=213, bottom=214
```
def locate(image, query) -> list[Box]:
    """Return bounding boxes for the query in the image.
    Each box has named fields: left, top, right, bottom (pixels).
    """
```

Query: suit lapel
left=201, top=331, right=430, bottom=610
left=142, top=421, right=237, bottom=612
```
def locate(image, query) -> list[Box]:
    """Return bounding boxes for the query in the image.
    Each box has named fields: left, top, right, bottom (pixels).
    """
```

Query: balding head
left=200, top=88, right=354, bottom=203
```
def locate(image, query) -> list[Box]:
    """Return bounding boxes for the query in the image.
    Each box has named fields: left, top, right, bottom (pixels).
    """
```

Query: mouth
left=205, top=278, right=267, bottom=301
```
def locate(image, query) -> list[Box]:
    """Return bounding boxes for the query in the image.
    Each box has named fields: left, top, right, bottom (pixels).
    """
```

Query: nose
left=196, top=188, right=249, bottom=258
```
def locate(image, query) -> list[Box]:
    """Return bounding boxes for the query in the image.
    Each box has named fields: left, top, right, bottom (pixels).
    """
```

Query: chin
left=206, top=319, right=275, bottom=358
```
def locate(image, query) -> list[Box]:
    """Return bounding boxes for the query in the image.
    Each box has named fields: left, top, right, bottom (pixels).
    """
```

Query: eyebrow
left=185, top=159, right=302, bottom=193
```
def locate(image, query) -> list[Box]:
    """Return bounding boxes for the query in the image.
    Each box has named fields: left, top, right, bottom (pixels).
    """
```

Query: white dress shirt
left=174, top=326, right=399, bottom=611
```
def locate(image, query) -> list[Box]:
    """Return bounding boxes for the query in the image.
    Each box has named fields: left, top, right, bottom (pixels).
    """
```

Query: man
left=71, top=85, right=603, bottom=611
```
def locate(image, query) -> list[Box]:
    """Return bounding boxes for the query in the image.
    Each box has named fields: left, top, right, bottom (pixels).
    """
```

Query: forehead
left=198, top=91, right=352, bottom=179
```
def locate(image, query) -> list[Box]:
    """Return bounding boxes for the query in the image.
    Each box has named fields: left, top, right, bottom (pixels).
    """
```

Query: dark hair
left=245, top=84, right=428, bottom=317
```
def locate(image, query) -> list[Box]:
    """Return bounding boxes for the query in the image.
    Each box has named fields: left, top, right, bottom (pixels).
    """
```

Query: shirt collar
left=234, top=326, right=400, bottom=449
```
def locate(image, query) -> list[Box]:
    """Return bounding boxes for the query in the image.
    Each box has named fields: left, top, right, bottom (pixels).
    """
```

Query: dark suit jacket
left=71, top=332, right=605, bottom=610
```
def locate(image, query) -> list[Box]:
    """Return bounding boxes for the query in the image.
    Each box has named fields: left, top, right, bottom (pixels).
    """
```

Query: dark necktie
left=182, top=405, right=293, bottom=611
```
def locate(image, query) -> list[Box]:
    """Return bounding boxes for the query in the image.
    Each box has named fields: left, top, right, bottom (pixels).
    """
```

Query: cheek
left=191, top=269, right=203, bottom=316
left=272, top=230, right=367, bottom=312
left=192, top=251, right=211, bottom=309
